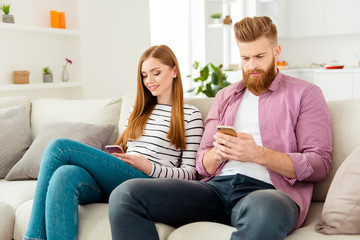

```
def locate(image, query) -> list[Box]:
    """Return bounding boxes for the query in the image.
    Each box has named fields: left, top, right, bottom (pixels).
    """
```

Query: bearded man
left=108, top=16, right=332, bottom=240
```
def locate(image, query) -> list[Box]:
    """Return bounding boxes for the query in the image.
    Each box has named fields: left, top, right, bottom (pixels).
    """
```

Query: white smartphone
left=105, top=145, right=125, bottom=154
left=216, top=125, right=237, bottom=137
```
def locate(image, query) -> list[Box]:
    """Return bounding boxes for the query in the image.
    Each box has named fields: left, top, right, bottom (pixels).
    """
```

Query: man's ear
left=274, top=45, right=281, bottom=60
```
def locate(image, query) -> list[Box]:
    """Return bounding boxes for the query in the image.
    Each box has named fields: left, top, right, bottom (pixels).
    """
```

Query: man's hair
left=234, top=16, right=278, bottom=45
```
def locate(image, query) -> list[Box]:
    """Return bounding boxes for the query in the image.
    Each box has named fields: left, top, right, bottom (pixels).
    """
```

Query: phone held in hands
left=216, top=125, right=237, bottom=137
left=105, top=145, right=124, bottom=154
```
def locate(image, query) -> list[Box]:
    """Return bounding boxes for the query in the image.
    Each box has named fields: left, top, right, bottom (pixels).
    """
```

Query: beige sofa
left=0, top=94, right=359, bottom=240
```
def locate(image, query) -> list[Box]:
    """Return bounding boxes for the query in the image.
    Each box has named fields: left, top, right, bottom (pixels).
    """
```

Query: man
left=108, top=16, right=332, bottom=240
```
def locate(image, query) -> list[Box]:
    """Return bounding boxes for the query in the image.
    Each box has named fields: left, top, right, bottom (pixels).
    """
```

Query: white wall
left=279, top=34, right=360, bottom=68
left=78, top=0, right=151, bottom=99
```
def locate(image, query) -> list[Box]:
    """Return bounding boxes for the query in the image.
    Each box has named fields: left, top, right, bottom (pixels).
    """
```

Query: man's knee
left=231, top=190, right=298, bottom=240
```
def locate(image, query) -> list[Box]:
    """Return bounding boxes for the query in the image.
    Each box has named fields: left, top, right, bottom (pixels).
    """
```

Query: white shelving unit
left=0, top=82, right=83, bottom=92
left=0, top=22, right=79, bottom=36
left=0, top=0, right=82, bottom=99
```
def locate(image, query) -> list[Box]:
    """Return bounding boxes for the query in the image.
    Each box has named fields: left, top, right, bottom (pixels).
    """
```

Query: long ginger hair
left=115, top=45, right=186, bottom=151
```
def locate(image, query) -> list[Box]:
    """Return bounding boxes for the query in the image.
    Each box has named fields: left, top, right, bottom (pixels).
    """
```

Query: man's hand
left=112, top=153, right=153, bottom=175
left=204, top=131, right=296, bottom=179
left=213, top=132, right=263, bottom=163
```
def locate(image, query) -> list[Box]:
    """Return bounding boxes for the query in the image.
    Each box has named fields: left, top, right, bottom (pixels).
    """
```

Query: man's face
left=237, top=36, right=281, bottom=95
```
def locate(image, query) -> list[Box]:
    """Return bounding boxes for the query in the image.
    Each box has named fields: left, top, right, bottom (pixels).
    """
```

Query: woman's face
left=141, top=57, right=177, bottom=105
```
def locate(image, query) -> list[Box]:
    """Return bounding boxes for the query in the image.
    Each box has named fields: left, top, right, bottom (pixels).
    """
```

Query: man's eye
left=153, top=72, right=160, bottom=76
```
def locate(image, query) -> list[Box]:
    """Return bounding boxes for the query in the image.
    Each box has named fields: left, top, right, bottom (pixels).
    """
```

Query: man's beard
left=242, top=59, right=277, bottom=95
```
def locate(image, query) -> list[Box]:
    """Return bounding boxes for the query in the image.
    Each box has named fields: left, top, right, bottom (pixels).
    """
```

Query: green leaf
left=187, top=87, right=196, bottom=93
left=200, top=66, right=209, bottom=81
left=194, top=77, right=201, bottom=82
left=211, top=72, right=219, bottom=85
left=196, top=86, right=203, bottom=95
left=205, top=83, right=215, bottom=97
left=193, top=61, right=199, bottom=70
left=209, top=63, right=217, bottom=72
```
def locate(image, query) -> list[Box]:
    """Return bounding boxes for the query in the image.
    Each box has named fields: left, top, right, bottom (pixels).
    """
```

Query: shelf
left=208, top=0, right=239, bottom=2
left=0, top=82, right=83, bottom=92
left=208, top=23, right=233, bottom=29
left=0, top=22, right=79, bottom=36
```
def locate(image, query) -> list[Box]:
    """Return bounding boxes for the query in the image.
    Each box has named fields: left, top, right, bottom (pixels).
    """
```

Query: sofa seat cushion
left=0, top=201, right=14, bottom=240
left=167, top=221, right=235, bottom=240
left=167, top=203, right=359, bottom=240
left=0, top=179, right=36, bottom=209
left=14, top=201, right=175, bottom=240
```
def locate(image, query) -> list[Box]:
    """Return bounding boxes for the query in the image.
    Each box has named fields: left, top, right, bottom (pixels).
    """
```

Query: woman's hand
left=112, top=153, right=153, bottom=175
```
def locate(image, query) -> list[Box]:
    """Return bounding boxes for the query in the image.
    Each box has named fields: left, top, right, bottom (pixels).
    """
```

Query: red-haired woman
left=24, top=45, right=204, bottom=240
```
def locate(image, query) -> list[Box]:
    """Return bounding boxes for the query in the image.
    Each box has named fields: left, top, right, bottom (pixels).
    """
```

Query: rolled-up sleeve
left=286, top=86, right=332, bottom=184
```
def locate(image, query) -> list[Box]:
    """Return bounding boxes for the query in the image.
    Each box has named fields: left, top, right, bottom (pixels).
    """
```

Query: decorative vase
left=43, top=73, right=53, bottom=83
left=61, top=65, right=69, bottom=82
left=223, top=15, right=232, bottom=25
left=2, top=14, right=15, bottom=24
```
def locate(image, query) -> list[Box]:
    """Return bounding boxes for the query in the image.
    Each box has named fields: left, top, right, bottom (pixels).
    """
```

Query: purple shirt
left=196, top=71, right=332, bottom=228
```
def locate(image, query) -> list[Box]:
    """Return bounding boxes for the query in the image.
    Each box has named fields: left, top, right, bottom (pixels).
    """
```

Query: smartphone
left=105, top=145, right=124, bottom=154
left=216, top=125, right=237, bottom=137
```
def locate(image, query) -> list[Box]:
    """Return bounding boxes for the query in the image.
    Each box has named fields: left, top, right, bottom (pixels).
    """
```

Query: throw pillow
left=5, top=122, right=115, bottom=181
left=315, top=144, right=360, bottom=234
left=0, top=105, right=32, bottom=178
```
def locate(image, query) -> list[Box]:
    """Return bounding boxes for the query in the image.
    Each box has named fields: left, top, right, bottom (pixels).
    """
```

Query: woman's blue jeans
left=109, top=175, right=299, bottom=240
left=23, top=138, right=149, bottom=240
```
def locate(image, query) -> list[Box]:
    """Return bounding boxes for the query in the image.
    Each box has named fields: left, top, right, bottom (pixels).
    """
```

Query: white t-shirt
left=219, top=89, right=273, bottom=185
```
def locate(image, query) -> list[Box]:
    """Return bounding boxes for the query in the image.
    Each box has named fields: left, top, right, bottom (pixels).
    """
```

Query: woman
left=23, top=45, right=204, bottom=240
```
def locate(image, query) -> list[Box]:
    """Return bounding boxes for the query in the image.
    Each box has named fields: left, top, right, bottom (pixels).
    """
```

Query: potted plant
left=211, top=13, right=221, bottom=24
left=187, top=61, right=231, bottom=98
left=42, top=67, right=53, bottom=83
left=0, top=2, right=14, bottom=23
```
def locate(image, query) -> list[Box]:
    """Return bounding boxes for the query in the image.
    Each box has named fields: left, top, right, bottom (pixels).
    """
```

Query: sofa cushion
left=312, top=98, right=360, bottom=201
left=167, top=221, right=234, bottom=240
left=0, top=201, right=14, bottom=240
left=315, top=144, right=360, bottom=234
left=15, top=201, right=175, bottom=240
left=0, top=179, right=37, bottom=209
left=6, top=122, right=115, bottom=180
left=30, top=98, right=122, bottom=145
left=0, top=105, right=32, bottom=178
left=0, top=96, right=31, bottom=113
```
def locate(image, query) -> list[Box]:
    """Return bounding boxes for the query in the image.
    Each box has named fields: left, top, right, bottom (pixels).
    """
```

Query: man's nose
left=248, top=59, right=258, bottom=70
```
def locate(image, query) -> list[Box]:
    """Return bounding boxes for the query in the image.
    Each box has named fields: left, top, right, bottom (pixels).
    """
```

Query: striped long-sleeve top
left=125, top=104, right=204, bottom=180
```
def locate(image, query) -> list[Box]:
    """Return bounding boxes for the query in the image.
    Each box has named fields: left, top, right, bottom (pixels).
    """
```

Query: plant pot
left=2, top=14, right=15, bottom=24
left=43, top=73, right=53, bottom=83
left=212, top=18, right=220, bottom=24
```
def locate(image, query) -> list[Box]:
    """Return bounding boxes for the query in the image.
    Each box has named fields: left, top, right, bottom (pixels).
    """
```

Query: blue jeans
left=109, top=174, right=299, bottom=240
left=23, top=138, right=149, bottom=240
